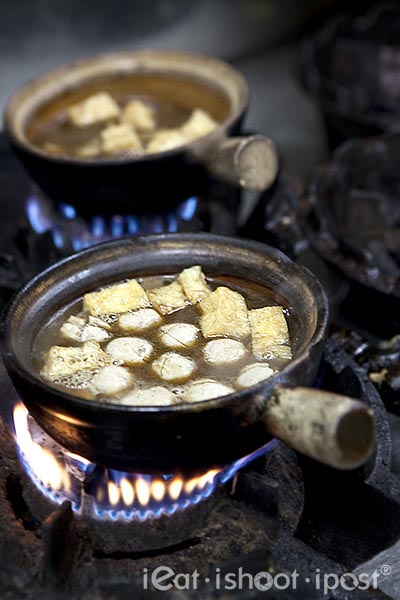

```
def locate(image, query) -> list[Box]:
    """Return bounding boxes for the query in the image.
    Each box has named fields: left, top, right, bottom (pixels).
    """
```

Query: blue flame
left=178, top=196, right=198, bottom=221
left=151, top=215, right=164, bottom=234
left=25, top=193, right=200, bottom=251
left=167, top=214, right=178, bottom=233
left=91, top=216, right=106, bottom=238
left=25, top=195, right=52, bottom=234
left=86, top=438, right=278, bottom=522
left=219, top=439, right=279, bottom=483
left=110, top=215, right=124, bottom=238
left=71, top=237, right=84, bottom=252
left=126, top=215, right=139, bottom=235
left=59, top=203, right=77, bottom=220
left=51, top=227, right=65, bottom=250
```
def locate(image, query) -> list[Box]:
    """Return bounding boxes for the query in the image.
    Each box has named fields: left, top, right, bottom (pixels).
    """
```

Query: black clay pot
left=1, top=234, right=376, bottom=474
left=301, top=4, right=400, bottom=149
left=4, top=50, right=278, bottom=212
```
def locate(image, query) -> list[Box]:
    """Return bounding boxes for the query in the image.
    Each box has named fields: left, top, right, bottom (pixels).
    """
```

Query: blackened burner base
left=20, top=468, right=219, bottom=555
left=0, top=414, right=287, bottom=597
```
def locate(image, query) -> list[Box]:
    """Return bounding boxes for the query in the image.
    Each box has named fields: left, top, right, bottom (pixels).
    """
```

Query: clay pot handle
left=205, top=134, right=279, bottom=192
left=263, top=386, right=376, bottom=470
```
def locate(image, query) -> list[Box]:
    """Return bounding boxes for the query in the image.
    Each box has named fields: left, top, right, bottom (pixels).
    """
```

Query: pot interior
left=26, top=73, right=230, bottom=145
left=6, top=50, right=247, bottom=152
left=4, top=234, right=327, bottom=391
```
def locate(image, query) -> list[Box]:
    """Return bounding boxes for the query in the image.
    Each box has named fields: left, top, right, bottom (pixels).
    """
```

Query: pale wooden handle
left=206, top=135, right=279, bottom=191
left=263, top=386, right=376, bottom=469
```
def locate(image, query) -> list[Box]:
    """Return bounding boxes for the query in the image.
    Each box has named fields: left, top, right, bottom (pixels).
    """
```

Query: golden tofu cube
left=75, top=138, right=102, bottom=158
left=181, top=108, right=217, bottom=141
left=41, top=341, right=110, bottom=382
left=146, top=129, right=186, bottom=154
left=268, top=344, right=292, bottom=361
left=249, top=306, right=291, bottom=359
left=252, top=341, right=292, bottom=361
left=68, top=92, right=120, bottom=127
left=249, top=307, right=290, bottom=344
left=83, top=279, right=151, bottom=316
left=178, top=266, right=210, bottom=303
left=147, top=280, right=188, bottom=315
left=121, top=100, right=156, bottom=131
left=42, top=142, right=65, bottom=155
left=199, top=286, right=250, bottom=339
left=100, top=123, right=143, bottom=156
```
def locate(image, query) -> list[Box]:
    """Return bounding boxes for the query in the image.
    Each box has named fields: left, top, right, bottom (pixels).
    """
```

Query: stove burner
left=25, top=192, right=200, bottom=252
left=13, top=402, right=278, bottom=522
left=0, top=341, right=396, bottom=598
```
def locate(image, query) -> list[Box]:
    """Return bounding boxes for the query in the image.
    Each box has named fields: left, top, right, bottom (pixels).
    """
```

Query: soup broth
left=35, top=268, right=293, bottom=405
left=27, top=74, right=229, bottom=159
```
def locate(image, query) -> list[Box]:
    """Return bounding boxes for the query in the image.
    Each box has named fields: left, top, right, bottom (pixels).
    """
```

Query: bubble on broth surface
left=54, top=368, right=99, bottom=390
left=99, top=314, right=119, bottom=325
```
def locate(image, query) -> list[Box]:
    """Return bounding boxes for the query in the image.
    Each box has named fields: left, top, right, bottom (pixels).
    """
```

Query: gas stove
left=0, top=340, right=396, bottom=600
left=0, top=130, right=399, bottom=600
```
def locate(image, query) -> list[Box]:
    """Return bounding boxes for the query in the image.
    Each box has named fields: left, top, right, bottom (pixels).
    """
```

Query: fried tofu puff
left=147, top=281, right=188, bottom=315
left=180, top=108, right=218, bottom=141
left=41, top=341, right=110, bottom=382
left=68, top=92, right=120, bottom=127
left=75, top=138, right=102, bottom=158
left=199, top=287, right=250, bottom=339
left=121, top=100, right=156, bottom=132
left=249, top=306, right=291, bottom=360
left=100, top=123, right=143, bottom=156
left=146, top=129, right=186, bottom=154
left=83, top=279, right=151, bottom=317
left=178, top=266, right=210, bottom=304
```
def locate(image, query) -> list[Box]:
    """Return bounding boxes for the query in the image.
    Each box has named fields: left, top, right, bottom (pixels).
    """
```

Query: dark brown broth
left=27, top=74, right=229, bottom=159
left=35, top=274, right=293, bottom=401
